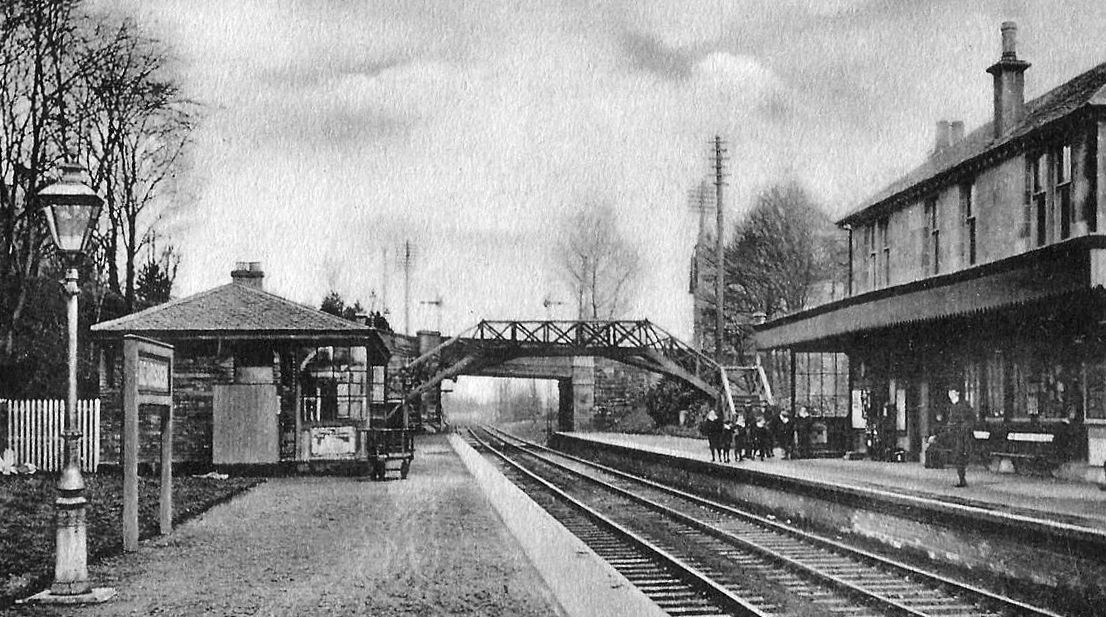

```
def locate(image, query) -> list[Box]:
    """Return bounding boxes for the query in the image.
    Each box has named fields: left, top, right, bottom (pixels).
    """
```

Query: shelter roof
left=839, top=62, right=1106, bottom=226
left=91, top=282, right=379, bottom=344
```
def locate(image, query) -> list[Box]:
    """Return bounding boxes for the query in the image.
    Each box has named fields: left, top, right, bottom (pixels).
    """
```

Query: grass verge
left=0, top=473, right=262, bottom=606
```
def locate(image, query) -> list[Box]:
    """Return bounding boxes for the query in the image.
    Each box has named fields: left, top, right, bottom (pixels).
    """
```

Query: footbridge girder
left=389, top=320, right=774, bottom=425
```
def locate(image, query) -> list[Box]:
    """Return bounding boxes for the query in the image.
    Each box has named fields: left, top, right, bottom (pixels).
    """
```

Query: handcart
left=361, top=427, right=415, bottom=480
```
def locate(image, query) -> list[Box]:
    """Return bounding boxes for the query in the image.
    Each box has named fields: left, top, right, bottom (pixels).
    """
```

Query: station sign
left=137, top=354, right=171, bottom=394
left=122, top=335, right=175, bottom=552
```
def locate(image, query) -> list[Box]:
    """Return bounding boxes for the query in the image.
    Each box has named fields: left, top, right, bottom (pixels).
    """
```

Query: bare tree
left=71, top=18, right=194, bottom=311
left=0, top=2, right=194, bottom=393
left=557, top=203, right=641, bottom=320
left=0, top=0, right=84, bottom=358
left=724, top=181, right=843, bottom=319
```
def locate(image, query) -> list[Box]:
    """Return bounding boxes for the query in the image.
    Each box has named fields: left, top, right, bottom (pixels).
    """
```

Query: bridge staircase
left=719, top=365, right=774, bottom=418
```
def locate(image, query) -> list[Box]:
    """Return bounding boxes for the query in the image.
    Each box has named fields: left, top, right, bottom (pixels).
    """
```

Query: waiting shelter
left=90, top=263, right=393, bottom=468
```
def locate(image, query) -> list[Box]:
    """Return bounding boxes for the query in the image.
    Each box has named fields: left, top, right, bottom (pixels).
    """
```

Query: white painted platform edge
left=449, top=433, right=668, bottom=617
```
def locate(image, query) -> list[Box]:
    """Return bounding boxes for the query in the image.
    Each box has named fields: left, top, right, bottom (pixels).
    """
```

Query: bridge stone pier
left=464, top=353, right=596, bottom=431
left=394, top=330, right=602, bottom=431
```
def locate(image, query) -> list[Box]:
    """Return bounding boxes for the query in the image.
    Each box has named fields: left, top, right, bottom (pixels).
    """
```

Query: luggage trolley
left=361, top=427, right=415, bottom=480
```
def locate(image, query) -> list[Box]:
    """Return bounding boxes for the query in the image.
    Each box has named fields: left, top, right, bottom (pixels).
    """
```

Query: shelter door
left=213, top=384, right=278, bottom=464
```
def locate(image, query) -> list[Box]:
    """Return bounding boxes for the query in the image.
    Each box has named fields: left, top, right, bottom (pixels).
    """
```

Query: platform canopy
left=756, top=236, right=1106, bottom=350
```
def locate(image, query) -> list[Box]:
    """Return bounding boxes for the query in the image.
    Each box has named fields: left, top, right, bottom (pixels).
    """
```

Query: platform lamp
left=32, top=161, right=113, bottom=603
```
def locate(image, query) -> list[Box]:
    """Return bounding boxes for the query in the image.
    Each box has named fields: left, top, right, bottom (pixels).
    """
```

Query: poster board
left=851, top=389, right=868, bottom=429
left=310, top=426, right=357, bottom=457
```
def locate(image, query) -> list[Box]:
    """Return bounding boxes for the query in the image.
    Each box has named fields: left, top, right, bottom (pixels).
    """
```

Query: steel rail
left=465, top=428, right=772, bottom=617
left=486, top=425, right=1064, bottom=617
left=480, top=427, right=931, bottom=617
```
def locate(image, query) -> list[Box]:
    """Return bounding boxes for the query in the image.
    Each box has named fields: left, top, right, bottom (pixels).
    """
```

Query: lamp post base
left=21, top=587, right=116, bottom=605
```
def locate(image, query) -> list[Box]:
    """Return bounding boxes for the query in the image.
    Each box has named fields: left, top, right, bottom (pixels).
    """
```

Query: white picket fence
left=3, top=399, right=101, bottom=472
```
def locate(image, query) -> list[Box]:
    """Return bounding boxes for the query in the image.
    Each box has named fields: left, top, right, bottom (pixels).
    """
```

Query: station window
left=1087, top=360, right=1106, bottom=421
left=960, top=182, right=976, bottom=266
left=1055, top=144, right=1073, bottom=239
left=1032, top=153, right=1048, bottom=246
left=1002, top=349, right=1083, bottom=422
left=793, top=352, right=849, bottom=418
left=923, top=197, right=939, bottom=275
left=877, top=217, right=890, bottom=286
left=370, top=365, right=386, bottom=404
left=864, top=224, right=876, bottom=290
left=301, top=346, right=369, bottom=422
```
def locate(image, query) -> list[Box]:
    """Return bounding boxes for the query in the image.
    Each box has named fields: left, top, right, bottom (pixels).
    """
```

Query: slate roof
left=839, top=61, right=1106, bottom=226
left=91, top=282, right=376, bottom=339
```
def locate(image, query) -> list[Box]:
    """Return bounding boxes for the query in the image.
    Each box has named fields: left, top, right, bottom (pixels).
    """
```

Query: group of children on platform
left=700, top=406, right=813, bottom=463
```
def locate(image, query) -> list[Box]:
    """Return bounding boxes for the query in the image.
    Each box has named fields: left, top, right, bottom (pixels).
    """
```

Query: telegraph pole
left=712, top=136, right=727, bottom=363
left=397, top=241, right=416, bottom=335
left=381, top=247, right=390, bottom=317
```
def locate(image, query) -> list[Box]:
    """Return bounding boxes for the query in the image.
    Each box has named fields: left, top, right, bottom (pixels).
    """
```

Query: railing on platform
left=2, top=399, right=100, bottom=472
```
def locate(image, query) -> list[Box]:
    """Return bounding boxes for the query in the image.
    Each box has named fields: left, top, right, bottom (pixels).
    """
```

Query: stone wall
left=588, top=357, right=659, bottom=429
left=98, top=343, right=234, bottom=467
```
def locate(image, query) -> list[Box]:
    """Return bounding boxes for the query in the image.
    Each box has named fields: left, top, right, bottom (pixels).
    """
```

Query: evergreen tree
left=320, top=291, right=345, bottom=317
left=319, top=291, right=366, bottom=323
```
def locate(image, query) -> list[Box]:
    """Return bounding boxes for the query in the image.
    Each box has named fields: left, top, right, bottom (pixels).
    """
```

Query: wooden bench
left=989, top=431, right=1055, bottom=473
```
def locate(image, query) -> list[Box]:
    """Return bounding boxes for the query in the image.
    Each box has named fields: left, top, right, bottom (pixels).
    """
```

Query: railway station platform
left=549, top=430, right=1106, bottom=606
left=14, top=434, right=660, bottom=617
left=560, top=431, right=1106, bottom=533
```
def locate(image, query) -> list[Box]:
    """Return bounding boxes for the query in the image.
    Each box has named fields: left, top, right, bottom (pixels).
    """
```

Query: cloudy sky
left=99, top=0, right=1106, bottom=341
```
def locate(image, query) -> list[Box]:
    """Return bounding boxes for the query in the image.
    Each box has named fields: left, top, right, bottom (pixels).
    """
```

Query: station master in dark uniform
left=945, top=387, right=975, bottom=488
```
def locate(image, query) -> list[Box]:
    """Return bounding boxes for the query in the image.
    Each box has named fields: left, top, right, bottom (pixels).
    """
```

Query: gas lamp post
left=32, top=161, right=112, bottom=603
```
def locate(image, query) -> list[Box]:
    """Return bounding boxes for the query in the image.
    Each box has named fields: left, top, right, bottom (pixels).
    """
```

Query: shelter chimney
left=933, top=120, right=951, bottom=154
left=949, top=120, right=965, bottom=145
left=231, top=261, right=264, bottom=290
left=986, top=21, right=1030, bottom=138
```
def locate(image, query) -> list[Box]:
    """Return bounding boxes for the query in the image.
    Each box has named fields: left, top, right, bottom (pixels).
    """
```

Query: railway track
left=467, top=425, right=1066, bottom=617
left=464, top=428, right=770, bottom=616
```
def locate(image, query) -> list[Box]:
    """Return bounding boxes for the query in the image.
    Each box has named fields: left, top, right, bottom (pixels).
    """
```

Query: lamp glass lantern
left=38, top=162, right=102, bottom=259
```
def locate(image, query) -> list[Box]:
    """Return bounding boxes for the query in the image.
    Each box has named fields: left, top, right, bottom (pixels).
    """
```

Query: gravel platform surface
left=15, top=436, right=565, bottom=616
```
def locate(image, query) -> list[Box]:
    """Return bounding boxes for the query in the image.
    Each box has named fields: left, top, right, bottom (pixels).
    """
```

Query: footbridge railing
left=388, top=320, right=774, bottom=421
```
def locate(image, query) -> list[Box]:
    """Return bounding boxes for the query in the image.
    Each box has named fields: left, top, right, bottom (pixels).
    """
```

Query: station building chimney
left=231, top=261, right=265, bottom=290
left=986, top=21, right=1031, bottom=138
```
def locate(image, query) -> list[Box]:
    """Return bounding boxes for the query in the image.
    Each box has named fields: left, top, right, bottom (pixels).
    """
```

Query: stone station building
left=757, top=23, right=1106, bottom=473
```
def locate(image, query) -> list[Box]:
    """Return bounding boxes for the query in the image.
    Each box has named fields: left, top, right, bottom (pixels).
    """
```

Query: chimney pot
left=1001, top=21, right=1018, bottom=59
left=231, top=261, right=265, bottom=290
